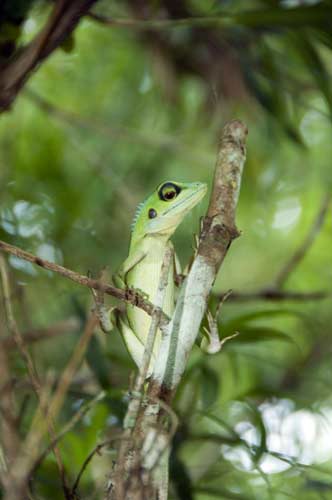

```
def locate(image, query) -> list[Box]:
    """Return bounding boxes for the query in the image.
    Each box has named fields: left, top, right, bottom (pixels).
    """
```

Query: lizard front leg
left=94, top=249, right=148, bottom=334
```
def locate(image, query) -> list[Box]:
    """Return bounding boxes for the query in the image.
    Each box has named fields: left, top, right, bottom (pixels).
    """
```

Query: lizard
left=99, top=181, right=207, bottom=376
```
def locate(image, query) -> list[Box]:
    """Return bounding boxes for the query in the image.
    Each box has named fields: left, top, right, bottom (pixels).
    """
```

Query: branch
left=0, top=0, right=97, bottom=111
left=134, top=247, right=174, bottom=388
left=0, top=332, right=20, bottom=475
left=0, top=239, right=168, bottom=326
left=149, top=119, right=247, bottom=397
left=46, top=313, right=98, bottom=427
left=72, top=436, right=122, bottom=496
left=274, top=193, right=330, bottom=288
left=216, top=288, right=330, bottom=302
left=33, top=391, right=105, bottom=475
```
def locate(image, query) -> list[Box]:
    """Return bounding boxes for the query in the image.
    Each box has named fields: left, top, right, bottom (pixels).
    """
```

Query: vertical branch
left=132, top=246, right=174, bottom=397
left=0, top=264, right=19, bottom=472
left=149, top=120, right=248, bottom=398
left=0, top=343, right=20, bottom=472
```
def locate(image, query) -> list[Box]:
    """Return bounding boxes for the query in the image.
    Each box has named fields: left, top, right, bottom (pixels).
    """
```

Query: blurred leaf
left=243, top=53, right=304, bottom=145
left=223, top=308, right=301, bottom=337
left=287, top=31, right=332, bottom=120
left=235, top=3, right=332, bottom=28
left=200, top=365, right=219, bottom=409
left=231, top=326, right=294, bottom=344
left=313, top=27, right=332, bottom=51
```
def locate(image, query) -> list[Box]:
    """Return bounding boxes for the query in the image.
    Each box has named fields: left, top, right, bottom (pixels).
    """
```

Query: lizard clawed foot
left=89, top=269, right=118, bottom=333
left=202, top=290, right=239, bottom=354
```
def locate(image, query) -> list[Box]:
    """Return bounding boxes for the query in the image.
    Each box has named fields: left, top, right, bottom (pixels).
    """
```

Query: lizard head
left=131, top=181, right=207, bottom=244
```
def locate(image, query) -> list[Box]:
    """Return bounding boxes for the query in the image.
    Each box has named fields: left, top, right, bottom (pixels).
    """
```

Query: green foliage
left=1, top=0, right=332, bottom=499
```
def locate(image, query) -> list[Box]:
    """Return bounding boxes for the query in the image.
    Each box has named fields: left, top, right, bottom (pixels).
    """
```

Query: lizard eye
left=158, top=182, right=181, bottom=202
left=148, top=208, right=157, bottom=219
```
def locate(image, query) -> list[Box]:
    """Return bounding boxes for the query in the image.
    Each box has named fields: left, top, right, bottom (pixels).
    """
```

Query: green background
left=1, top=1, right=332, bottom=498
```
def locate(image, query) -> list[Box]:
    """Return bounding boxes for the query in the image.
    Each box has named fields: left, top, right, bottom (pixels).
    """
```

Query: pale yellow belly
left=126, top=244, right=175, bottom=350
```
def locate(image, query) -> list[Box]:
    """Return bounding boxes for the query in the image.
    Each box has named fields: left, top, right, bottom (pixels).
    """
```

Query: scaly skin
left=117, top=181, right=207, bottom=374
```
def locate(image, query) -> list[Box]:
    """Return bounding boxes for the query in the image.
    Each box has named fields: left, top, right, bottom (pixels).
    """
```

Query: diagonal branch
left=274, top=193, right=331, bottom=288
left=0, top=0, right=97, bottom=112
left=33, top=391, right=105, bottom=475
left=0, top=239, right=169, bottom=326
left=216, top=288, right=330, bottom=302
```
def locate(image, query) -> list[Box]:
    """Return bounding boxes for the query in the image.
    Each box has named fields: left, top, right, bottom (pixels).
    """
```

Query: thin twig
left=46, top=313, right=98, bottom=428
left=72, top=435, right=123, bottom=496
left=0, top=340, right=19, bottom=472
left=33, top=391, right=105, bottom=473
left=141, top=396, right=179, bottom=472
left=133, top=247, right=174, bottom=392
left=0, top=239, right=169, bottom=326
left=274, top=193, right=331, bottom=288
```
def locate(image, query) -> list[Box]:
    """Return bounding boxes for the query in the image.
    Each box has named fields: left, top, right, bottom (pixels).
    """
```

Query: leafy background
left=1, top=0, right=332, bottom=498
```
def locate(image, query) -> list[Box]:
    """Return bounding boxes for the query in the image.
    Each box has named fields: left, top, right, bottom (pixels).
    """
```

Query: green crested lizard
left=101, top=181, right=207, bottom=375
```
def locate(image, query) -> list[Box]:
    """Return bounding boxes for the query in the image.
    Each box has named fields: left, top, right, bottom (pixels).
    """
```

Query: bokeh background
left=1, top=0, right=332, bottom=498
